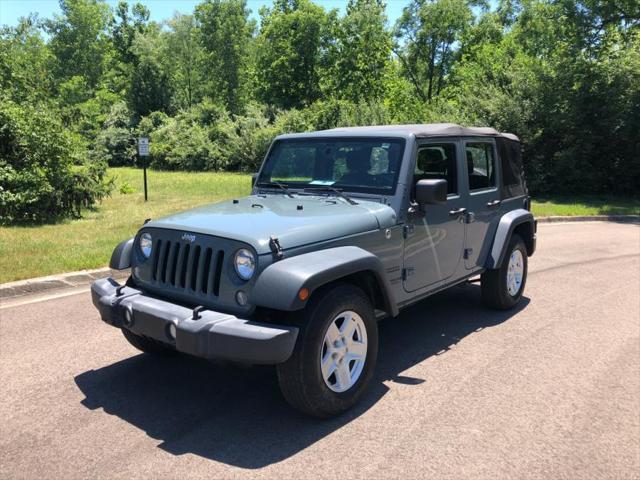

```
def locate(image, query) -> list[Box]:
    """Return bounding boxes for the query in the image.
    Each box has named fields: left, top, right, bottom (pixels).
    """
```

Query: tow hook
left=192, top=305, right=206, bottom=320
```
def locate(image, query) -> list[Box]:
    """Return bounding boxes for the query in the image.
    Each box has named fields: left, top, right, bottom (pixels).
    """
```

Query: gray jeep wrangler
left=91, top=124, right=536, bottom=417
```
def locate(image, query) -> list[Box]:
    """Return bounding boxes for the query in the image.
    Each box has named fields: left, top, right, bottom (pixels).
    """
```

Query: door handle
left=449, top=207, right=467, bottom=217
left=486, top=200, right=502, bottom=208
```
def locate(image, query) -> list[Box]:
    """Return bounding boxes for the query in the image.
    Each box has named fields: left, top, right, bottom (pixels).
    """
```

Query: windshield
left=257, top=137, right=406, bottom=195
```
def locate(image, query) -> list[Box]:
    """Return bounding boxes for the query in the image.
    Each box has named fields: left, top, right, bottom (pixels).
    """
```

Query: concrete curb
left=0, top=268, right=128, bottom=301
left=1, top=215, right=637, bottom=301
left=537, top=215, right=639, bottom=224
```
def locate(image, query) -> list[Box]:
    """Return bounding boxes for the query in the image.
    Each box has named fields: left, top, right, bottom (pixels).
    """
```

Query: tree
left=255, top=0, right=337, bottom=109
left=324, top=0, right=392, bottom=102
left=166, top=13, right=204, bottom=109
left=0, top=96, right=111, bottom=224
left=111, top=1, right=150, bottom=64
left=394, top=0, right=473, bottom=102
left=0, top=16, right=54, bottom=103
left=45, top=0, right=112, bottom=90
left=195, top=0, right=255, bottom=113
left=127, top=26, right=174, bottom=117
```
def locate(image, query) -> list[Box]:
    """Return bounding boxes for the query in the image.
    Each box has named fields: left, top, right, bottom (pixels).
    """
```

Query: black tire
left=276, top=283, right=378, bottom=418
left=121, top=328, right=176, bottom=355
left=481, top=234, right=528, bottom=310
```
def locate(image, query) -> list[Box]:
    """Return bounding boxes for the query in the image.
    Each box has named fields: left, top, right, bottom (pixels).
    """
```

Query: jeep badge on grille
left=181, top=233, right=196, bottom=242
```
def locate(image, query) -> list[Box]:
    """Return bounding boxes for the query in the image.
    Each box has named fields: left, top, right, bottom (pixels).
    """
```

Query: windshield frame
left=256, top=136, right=407, bottom=196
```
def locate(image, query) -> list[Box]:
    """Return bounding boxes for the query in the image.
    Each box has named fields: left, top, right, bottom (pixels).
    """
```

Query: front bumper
left=91, top=277, right=298, bottom=364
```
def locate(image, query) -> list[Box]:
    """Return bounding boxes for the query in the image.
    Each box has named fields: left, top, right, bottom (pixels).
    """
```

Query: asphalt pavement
left=1, top=222, right=638, bottom=479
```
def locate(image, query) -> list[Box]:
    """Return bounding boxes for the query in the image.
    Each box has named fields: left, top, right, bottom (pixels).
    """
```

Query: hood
left=146, top=195, right=397, bottom=255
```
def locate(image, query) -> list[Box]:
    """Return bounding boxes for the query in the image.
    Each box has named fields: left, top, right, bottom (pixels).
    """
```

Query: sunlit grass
left=0, top=168, right=251, bottom=283
left=1, top=168, right=637, bottom=283
left=531, top=196, right=639, bottom=218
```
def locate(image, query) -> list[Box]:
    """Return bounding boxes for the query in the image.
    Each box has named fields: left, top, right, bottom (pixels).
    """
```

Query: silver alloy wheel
left=320, top=310, right=368, bottom=393
left=507, top=249, right=524, bottom=296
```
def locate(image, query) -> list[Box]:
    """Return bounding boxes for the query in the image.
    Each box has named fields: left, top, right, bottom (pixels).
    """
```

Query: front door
left=463, top=139, right=502, bottom=269
left=403, top=141, right=466, bottom=292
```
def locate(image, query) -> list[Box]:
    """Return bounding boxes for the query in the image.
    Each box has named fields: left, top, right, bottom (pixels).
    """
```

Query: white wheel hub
left=320, top=310, right=368, bottom=393
left=507, top=249, right=524, bottom=296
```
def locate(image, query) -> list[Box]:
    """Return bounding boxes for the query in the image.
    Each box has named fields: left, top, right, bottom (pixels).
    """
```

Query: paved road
left=1, top=222, right=638, bottom=479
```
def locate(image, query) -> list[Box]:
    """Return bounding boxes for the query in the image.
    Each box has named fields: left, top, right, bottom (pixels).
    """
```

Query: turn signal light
left=298, top=288, right=309, bottom=301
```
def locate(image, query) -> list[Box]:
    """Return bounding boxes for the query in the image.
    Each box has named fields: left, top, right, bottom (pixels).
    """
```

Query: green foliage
left=195, top=0, right=254, bottom=113
left=45, top=0, right=112, bottom=89
left=0, top=16, right=54, bottom=103
left=127, top=26, right=174, bottom=116
left=255, top=0, right=337, bottom=109
left=395, top=0, right=473, bottom=101
left=91, top=101, right=136, bottom=166
left=324, top=0, right=392, bottom=101
left=166, top=13, right=204, bottom=109
left=1, top=0, right=638, bottom=227
left=0, top=97, right=111, bottom=224
left=119, top=181, right=135, bottom=194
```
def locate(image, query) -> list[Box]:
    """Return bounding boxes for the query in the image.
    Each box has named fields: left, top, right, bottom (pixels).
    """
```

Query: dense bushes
left=1, top=0, right=638, bottom=228
left=0, top=98, right=111, bottom=224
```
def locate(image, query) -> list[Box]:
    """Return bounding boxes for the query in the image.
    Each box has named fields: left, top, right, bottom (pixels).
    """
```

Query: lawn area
left=0, top=168, right=251, bottom=283
left=0, top=168, right=638, bottom=283
left=530, top=196, right=640, bottom=217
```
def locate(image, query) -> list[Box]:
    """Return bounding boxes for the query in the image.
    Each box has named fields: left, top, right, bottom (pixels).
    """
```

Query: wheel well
left=513, top=221, right=534, bottom=255
left=318, top=270, right=389, bottom=315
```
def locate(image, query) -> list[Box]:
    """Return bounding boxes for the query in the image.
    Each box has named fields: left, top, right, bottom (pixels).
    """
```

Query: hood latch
left=269, top=235, right=284, bottom=260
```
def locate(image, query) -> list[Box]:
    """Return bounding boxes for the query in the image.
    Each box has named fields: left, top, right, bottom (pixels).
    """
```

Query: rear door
left=463, top=139, right=502, bottom=269
left=403, top=140, right=466, bottom=291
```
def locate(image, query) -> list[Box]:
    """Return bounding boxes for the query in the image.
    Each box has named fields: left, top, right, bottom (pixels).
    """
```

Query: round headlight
left=234, top=248, right=256, bottom=280
left=139, top=232, right=152, bottom=258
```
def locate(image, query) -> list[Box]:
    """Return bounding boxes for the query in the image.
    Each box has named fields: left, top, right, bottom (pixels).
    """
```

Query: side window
left=466, top=142, right=496, bottom=191
left=414, top=144, right=457, bottom=194
left=496, top=137, right=525, bottom=197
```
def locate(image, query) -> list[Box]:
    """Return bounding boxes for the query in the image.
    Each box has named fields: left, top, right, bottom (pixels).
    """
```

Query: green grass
left=531, top=196, right=640, bottom=218
left=0, top=168, right=251, bottom=283
left=0, top=168, right=638, bottom=283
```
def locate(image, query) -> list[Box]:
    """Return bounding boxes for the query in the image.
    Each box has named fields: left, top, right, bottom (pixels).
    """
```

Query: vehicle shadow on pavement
left=74, top=283, right=529, bottom=469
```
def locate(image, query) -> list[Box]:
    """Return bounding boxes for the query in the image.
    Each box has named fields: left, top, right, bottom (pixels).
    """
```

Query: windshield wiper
left=256, top=181, right=294, bottom=198
left=303, top=186, right=358, bottom=205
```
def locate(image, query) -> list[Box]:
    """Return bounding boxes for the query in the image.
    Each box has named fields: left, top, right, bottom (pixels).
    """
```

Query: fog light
left=167, top=323, right=177, bottom=340
left=123, top=307, right=133, bottom=326
left=235, top=290, right=248, bottom=306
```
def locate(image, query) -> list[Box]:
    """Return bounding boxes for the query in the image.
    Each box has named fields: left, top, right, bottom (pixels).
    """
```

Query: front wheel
left=481, top=234, right=528, bottom=310
left=276, top=283, right=378, bottom=418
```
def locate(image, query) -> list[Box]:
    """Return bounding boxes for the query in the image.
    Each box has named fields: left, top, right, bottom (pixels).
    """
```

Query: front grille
left=150, top=238, right=225, bottom=296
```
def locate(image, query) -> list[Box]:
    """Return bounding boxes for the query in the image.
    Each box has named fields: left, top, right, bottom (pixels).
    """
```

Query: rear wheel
left=121, top=328, right=176, bottom=356
left=481, top=234, right=528, bottom=310
left=277, top=283, right=378, bottom=418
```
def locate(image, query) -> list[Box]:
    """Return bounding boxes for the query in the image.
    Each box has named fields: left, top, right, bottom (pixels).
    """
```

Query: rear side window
left=466, top=142, right=496, bottom=191
left=496, top=137, right=526, bottom=198
left=414, top=144, right=457, bottom=194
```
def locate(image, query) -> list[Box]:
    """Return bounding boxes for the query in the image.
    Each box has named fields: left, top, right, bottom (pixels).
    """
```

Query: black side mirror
left=415, top=179, right=447, bottom=205
left=251, top=173, right=258, bottom=187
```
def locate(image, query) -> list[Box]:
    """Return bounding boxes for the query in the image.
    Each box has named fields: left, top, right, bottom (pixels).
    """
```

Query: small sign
left=138, top=137, right=149, bottom=157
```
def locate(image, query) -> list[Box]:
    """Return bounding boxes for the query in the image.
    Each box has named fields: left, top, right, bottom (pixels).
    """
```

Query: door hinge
left=401, top=267, right=415, bottom=280
left=463, top=248, right=473, bottom=259
left=403, top=225, right=415, bottom=239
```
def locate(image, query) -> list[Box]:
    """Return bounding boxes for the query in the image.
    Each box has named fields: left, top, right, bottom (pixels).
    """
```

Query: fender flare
left=250, top=246, right=399, bottom=317
left=109, top=238, right=134, bottom=270
left=486, top=209, right=535, bottom=269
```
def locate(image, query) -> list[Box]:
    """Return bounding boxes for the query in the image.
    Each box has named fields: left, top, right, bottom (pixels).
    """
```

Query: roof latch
left=269, top=235, right=284, bottom=260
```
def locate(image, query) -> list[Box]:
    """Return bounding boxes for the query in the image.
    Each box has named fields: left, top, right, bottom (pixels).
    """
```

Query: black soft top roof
left=277, top=123, right=519, bottom=141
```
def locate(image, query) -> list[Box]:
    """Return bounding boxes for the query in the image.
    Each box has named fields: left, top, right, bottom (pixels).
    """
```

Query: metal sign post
left=138, top=137, right=150, bottom=201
